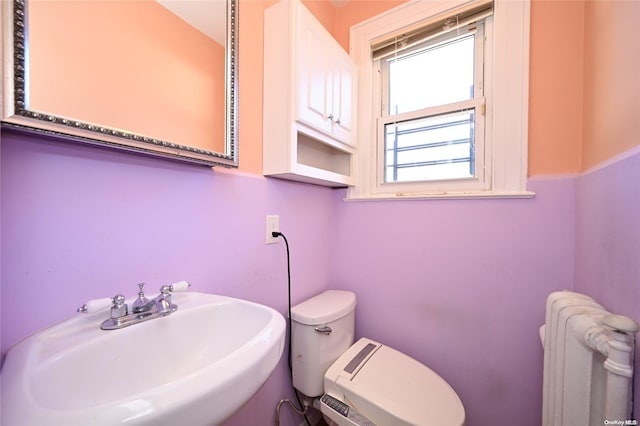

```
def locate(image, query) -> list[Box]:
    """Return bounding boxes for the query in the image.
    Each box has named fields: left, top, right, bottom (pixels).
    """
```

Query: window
left=349, top=0, right=533, bottom=200
left=380, top=26, right=485, bottom=187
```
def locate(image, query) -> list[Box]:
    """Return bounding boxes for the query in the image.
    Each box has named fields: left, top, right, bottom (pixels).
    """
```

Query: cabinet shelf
left=297, top=133, right=351, bottom=177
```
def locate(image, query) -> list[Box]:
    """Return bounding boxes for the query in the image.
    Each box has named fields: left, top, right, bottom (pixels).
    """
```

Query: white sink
left=1, top=292, right=286, bottom=425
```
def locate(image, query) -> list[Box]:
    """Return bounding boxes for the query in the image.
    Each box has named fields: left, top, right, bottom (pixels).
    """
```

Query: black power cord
left=631, top=334, right=636, bottom=421
left=272, top=231, right=312, bottom=426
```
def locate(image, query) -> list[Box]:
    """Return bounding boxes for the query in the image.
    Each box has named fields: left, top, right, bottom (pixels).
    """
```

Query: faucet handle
left=77, top=297, right=113, bottom=314
left=110, top=294, right=128, bottom=319
left=169, top=281, right=191, bottom=292
left=158, top=284, right=172, bottom=303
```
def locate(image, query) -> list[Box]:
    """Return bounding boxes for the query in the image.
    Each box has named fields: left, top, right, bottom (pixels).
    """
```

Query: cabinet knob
left=335, top=118, right=341, bottom=125
left=327, top=114, right=334, bottom=122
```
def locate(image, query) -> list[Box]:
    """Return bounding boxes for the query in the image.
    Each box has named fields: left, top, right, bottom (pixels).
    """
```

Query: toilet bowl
left=291, top=290, right=465, bottom=426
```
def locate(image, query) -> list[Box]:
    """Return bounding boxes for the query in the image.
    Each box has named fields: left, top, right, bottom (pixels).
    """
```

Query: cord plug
left=272, top=231, right=282, bottom=238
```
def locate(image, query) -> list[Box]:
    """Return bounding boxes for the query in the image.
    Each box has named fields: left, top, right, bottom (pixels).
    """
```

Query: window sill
left=343, top=190, right=536, bottom=201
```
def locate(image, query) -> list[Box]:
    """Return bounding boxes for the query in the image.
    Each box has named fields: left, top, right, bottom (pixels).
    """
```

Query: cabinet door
left=296, top=10, right=333, bottom=135
left=331, top=50, right=356, bottom=145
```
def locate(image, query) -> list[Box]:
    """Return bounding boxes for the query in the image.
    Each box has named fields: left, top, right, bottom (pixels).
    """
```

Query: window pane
left=388, top=35, right=475, bottom=114
left=384, top=109, right=475, bottom=183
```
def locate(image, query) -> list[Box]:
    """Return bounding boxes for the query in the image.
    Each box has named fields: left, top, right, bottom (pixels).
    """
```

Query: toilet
left=291, top=290, right=465, bottom=426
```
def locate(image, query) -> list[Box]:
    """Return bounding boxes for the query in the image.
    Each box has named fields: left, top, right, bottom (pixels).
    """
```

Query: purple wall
left=574, top=149, right=640, bottom=414
left=0, top=128, right=333, bottom=426
left=330, top=179, right=576, bottom=425
left=4, top=127, right=635, bottom=425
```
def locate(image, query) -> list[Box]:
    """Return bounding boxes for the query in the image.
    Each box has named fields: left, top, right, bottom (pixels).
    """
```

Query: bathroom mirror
left=1, top=0, right=238, bottom=167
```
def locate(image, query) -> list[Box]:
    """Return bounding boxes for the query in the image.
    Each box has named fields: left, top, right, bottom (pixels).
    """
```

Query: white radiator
left=541, top=291, right=639, bottom=426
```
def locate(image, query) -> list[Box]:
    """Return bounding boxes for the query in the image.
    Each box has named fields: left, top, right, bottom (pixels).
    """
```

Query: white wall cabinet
left=296, top=12, right=356, bottom=145
left=263, top=0, right=356, bottom=187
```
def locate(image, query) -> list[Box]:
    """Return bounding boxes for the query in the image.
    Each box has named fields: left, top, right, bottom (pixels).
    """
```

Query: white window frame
left=348, top=0, right=534, bottom=200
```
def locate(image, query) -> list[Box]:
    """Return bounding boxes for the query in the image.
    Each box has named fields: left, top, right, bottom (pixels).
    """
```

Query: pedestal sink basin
left=1, top=292, right=286, bottom=425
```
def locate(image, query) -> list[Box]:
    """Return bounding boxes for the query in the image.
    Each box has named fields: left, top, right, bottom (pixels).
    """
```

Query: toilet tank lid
left=291, top=290, right=356, bottom=325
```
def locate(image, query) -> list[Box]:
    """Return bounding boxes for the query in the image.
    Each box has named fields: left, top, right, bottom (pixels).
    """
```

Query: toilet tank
left=290, top=290, right=356, bottom=397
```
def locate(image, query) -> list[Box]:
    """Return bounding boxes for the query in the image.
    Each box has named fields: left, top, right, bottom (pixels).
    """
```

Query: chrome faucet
left=132, top=284, right=176, bottom=316
left=83, top=283, right=187, bottom=331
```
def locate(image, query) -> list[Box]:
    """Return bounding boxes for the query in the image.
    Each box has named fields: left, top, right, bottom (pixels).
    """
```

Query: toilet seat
left=322, top=338, right=465, bottom=426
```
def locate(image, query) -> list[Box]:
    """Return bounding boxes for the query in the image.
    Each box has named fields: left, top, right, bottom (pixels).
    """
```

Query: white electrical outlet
left=266, top=215, right=280, bottom=244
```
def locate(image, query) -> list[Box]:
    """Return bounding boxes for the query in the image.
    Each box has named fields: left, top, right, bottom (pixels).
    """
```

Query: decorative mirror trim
left=1, top=0, right=239, bottom=168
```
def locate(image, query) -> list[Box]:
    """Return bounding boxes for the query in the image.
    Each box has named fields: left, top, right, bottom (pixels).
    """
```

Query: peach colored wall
left=302, top=0, right=338, bottom=33
left=236, top=1, right=275, bottom=174
left=528, top=0, right=584, bottom=176
left=245, top=0, right=586, bottom=176
left=29, top=0, right=225, bottom=152
left=243, top=0, right=638, bottom=176
left=334, top=0, right=408, bottom=51
left=28, top=0, right=633, bottom=175
left=582, top=0, right=640, bottom=171
left=335, top=0, right=587, bottom=176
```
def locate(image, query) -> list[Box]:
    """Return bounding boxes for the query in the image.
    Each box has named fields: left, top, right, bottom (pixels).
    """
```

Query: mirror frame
left=1, top=0, right=238, bottom=168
